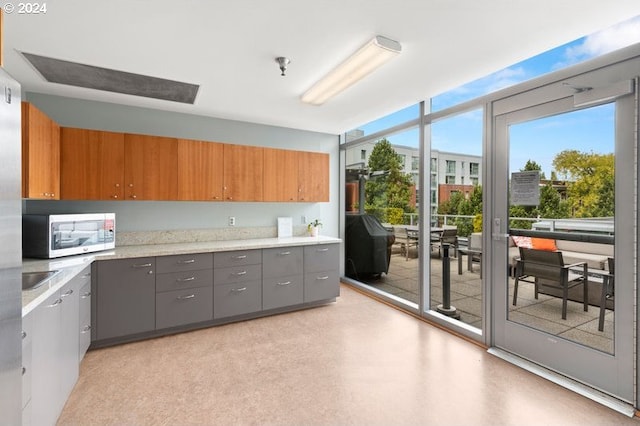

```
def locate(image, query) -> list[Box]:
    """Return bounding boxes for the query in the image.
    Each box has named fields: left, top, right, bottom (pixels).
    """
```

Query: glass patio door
left=491, top=74, right=636, bottom=402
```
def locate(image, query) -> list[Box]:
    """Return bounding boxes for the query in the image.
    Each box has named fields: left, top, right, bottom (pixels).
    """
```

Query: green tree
left=553, top=150, right=614, bottom=217
left=364, top=139, right=415, bottom=223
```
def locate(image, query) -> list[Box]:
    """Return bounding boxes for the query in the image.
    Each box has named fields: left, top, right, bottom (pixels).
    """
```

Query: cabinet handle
left=50, top=193, right=55, bottom=197
left=277, top=281, right=292, bottom=286
left=22, top=367, right=26, bottom=376
left=177, top=259, right=196, bottom=264
left=233, top=255, right=247, bottom=260
left=279, top=251, right=291, bottom=256
left=115, top=183, right=120, bottom=187
left=81, top=325, right=92, bottom=333
left=316, top=276, right=329, bottom=281
left=177, top=294, right=196, bottom=300
left=231, top=287, right=247, bottom=293
left=47, top=298, right=63, bottom=308
left=227, top=197, right=233, bottom=200
left=112, top=195, right=119, bottom=199
left=177, top=276, right=195, bottom=282
left=61, top=289, right=74, bottom=297
left=131, top=195, right=137, bottom=199
left=234, top=270, right=247, bottom=276
left=317, top=248, right=329, bottom=252
left=22, top=331, right=26, bottom=339
left=82, top=292, right=91, bottom=298
left=132, top=263, right=152, bottom=268
left=82, top=274, right=91, bottom=279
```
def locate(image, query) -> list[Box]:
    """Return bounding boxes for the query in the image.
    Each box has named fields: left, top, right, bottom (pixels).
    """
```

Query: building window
left=361, top=149, right=366, bottom=161
left=471, top=177, right=479, bottom=185
left=431, top=158, right=437, bottom=171
left=446, top=160, right=456, bottom=174
left=398, top=154, right=406, bottom=168
left=431, top=190, right=437, bottom=203
left=431, top=175, right=437, bottom=186
left=461, top=176, right=464, bottom=185
left=445, top=175, right=455, bottom=184
left=411, top=156, right=419, bottom=171
left=470, top=162, right=479, bottom=176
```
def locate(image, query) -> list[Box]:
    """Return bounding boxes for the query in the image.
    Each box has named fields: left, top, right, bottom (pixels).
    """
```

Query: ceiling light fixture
left=276, top=57, right=291, bottom=76
left=301, top=35, right=401, bottom=106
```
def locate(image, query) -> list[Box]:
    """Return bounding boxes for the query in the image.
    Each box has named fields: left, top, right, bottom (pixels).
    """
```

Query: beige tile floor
left=58, top=284, right=636, bottom=425
left=360, top=248, right=613, bottom=353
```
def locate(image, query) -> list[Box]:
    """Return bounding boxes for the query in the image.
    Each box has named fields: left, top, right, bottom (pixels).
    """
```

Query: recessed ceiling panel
left=21, top=52, right=199, bottom=104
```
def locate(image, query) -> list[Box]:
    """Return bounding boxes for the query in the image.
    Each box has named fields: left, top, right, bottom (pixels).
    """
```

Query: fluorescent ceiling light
left=301, top=35, right=401, bottom=105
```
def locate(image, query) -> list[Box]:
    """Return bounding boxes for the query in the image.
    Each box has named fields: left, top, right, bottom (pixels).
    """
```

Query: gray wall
left=23, top=93, right=340, bottom=237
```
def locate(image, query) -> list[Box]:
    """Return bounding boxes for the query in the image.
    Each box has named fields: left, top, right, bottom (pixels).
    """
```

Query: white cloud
left=562, top=15, right=640, bottom=65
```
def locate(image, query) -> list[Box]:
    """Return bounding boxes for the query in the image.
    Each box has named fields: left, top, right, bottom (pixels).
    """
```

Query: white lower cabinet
left=22, top=311, right=33, bottom=425
left=30, top=265, right=87, bottom=426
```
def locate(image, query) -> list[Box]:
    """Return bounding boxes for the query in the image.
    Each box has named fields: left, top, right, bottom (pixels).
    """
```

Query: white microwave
left=23, top=213, right=116, bottom=258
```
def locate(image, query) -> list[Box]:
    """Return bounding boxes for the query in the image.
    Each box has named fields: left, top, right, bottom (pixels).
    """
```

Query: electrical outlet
left=229, top=216, right=236, bottom=226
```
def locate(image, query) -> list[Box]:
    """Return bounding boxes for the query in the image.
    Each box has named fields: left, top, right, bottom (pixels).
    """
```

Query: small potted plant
left=307, top=219, right=322, bottom=237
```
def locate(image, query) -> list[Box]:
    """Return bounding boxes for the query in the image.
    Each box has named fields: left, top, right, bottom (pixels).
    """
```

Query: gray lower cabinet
left=214, top=251, right=262, bottom=319
left=263, top=247, right=304, bottom=310
left=95, top=257, right=155, bottom=340
left=303, top=244, right=340, bottom=303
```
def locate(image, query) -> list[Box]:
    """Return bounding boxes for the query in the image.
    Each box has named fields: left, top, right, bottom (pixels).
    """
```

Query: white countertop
left=22, top=236, right=341, bottom=315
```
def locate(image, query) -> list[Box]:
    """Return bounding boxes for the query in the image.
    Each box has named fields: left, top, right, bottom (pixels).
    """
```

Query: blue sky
left=352, top=15, right=640, bottom=175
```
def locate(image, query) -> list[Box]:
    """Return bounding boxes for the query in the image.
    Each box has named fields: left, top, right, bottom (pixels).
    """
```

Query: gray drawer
left=262, top=247, right=303, bottom=278
left=156, top=253, right=213, bottom=274
left=156, top=269, right=214, bottom=292
left=214, top=280, right=261, bottom=319
left=214, top=249, right=261, bottom=268
left=304, top=244, right=339, bottom=273
left=263, top=274, right=303, bottom=310
left=156, top=286, right=214, bottom=329
left=214, top=264, right=261, bottom=286
left=304, top=270, right=340, bottom=303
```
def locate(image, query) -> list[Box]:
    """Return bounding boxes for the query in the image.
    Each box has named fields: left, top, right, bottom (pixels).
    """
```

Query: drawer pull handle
left=132, top=263, right=153, bottom=268
left=316, top=276, right=330, bottom=281
left=82, top=292, right=91, bottom=298
left=235, top=270, right=247, bottom=276
left=231, top=287, right=247, bottom=293
left=81, top=325, right=92, bottom=333
left=47, top=298, right=63, bottom=308
left=317, top=248, right=329, bottom=252
left=277, top=281, right=292, bottom=286
left=178, top=259, right=196, bottom=264
left=61, top=289, right=74, bottom=297
left=177, top=276, right=196, bottom=282
left=233, top=255, right=247, bottom=260
left=177, top=294, right=196, bottom=300
left=280, top=251, right=291, bottom=256
left=22, top=367, right=26, bottom=376
left=82, top=274, right=91, bottom=278
left=22, top=331, right=27, bottom=339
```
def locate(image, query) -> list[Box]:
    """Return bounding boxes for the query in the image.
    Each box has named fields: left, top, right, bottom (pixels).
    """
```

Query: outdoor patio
left=359, top=246, right=614, bottom=354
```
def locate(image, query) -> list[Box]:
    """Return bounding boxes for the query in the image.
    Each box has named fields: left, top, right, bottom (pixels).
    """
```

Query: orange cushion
left=531, top=237, right=558, bottom=251
left=511, top=236, right=532, bottom=248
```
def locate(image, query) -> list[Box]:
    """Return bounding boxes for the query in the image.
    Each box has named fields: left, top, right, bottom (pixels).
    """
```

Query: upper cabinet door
left=177, top=139, right=224, bottom=201
left=22, top=102, right=60, bottom=199
left=60, top=128, right=124, bottom=200
left=124, top=134, right=178, bottom=201
left=223, top=144, right=264, bottom=201
left=263, top=148, right=299, bottom=202
left=298, top=151, right=329, bottom=202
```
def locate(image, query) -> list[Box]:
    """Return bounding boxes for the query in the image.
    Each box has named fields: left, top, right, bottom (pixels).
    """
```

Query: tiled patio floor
left=358, top=247, right=614, bottom=353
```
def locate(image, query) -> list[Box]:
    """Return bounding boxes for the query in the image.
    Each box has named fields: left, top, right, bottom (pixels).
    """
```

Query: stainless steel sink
left=22, top=270, right=59, bottom=291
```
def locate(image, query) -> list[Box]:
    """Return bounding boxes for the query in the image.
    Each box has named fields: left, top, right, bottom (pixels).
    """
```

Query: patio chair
left=431, top=228, right=458, bottom=258
left=512, top=247, right=588, bottom=320
left=598, top=257, right=614, bottom=331
left=393, top=226, right=418, bottom=261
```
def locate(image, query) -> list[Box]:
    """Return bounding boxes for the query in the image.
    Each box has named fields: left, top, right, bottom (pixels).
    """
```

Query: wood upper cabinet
left=263, top=148, right=299, bottom=202
left=298, top=151, right=329, bottom=202
left=22, top=102, right=60, bottom=199
left=177, top=139, right=224, bottom=201
left=223, top=144, right=263, bottom=201
left=124, top=134, right=178, bottom=201
left=60, top=128, right=125, bottom=200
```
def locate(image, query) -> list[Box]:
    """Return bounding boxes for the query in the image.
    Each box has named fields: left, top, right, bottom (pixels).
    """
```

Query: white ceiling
left=3, top=1, right=640, bottom=135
